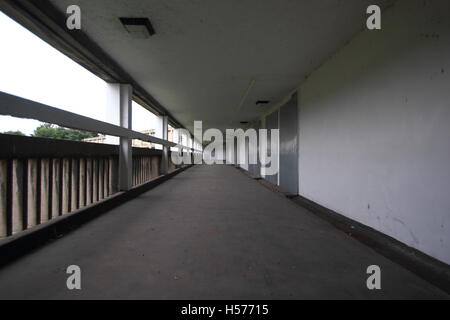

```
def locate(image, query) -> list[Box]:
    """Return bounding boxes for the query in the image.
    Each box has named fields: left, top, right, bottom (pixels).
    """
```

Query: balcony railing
left=0, top=134, right=180, bottom=238
left=0, top=91, right=199, bottom=239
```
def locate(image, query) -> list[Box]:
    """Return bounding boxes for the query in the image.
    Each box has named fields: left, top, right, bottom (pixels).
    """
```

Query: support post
left=119, top=85, right=133, bottom=191
left=160, top=115, right=169, bottom=174
left=191, top=134, right=195, bottom=165
left=107, top=83, right=133, bottom=191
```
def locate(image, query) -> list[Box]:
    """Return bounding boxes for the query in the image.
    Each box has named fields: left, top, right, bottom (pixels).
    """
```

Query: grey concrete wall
left=248, top=122, right=261, bottom=177
left=297, top=0, right=450, bottom=264
left=265, top=110, right=279, bottom=185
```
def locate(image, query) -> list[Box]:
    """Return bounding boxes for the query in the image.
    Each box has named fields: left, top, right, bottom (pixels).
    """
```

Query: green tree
left=33, top=123, right=98, bottom=141
left=1, top=130, right=26, bottom=136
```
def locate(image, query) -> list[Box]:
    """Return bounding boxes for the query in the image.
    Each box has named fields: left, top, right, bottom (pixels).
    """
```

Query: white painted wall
left=225, top=139, right=236, bottom=164
left=238, top=137, right=248, bottom=170
left=297, top=0, right=450, bottom=264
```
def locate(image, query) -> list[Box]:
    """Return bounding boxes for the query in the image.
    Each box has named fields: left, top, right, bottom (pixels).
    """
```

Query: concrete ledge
left=0, top=165, right=192, bottom=269
left=292, top=196, right=450, bottom=295
left=237, top=167, right=450, bottom=295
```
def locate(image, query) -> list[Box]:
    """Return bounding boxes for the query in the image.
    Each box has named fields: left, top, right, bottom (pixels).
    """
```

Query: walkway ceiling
left=18, top=0, right=396, bottom=132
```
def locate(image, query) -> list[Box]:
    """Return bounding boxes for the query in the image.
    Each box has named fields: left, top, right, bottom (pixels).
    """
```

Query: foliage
left=1, top=130, right=26, bottom=136
left=33, top=123, right=98, bottom=141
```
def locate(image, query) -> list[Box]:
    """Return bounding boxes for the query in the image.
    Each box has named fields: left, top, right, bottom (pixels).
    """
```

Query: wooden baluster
left=79, top=158, right=86, bottom=208
left=140, top=156, right=143, bottom=184
left=86, top=158, right=92, bottom=205
left=151, top=156, right=159, bottom=178
left=103, top=158, right=108, bottom=197
left=145, top=156, right=149, bottom=182
left=132, top=157, right=136, bottom=187
left=71, top=159, right=79, bottom=211
left=62, top=158, right=70, bottom=214
left=40, top=159, right=50, bottom=223
left=109, top=156, right=118, bottom=195
left=52, top=159, right=61, bottom=217
left=93, top=159, right=98, bottom=202
left=0, top=160, right=7, bottom=237
left=12, top=159, right=24, bottom=234
left=99, top=159, right=104, bottom=200
left=27, top=159, right=38, bottom=228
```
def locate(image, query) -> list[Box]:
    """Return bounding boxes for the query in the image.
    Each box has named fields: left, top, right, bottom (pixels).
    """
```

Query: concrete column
left=105, top=85, right=121, bottom=145
left=260, top=117, right=266, bottom=177
left=178, top=129, right=182, bottom=146
left=159, top=115, right=169, bottom=174
left=189, top=134, right=195, bottom=164
left=119, top=85, right=133, bottom=191
left=107, top=83, right=133, bottom=191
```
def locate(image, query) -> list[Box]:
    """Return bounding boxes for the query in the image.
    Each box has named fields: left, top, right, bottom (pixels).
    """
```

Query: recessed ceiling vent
left=119, top=17, right=155, bottom=38
left=256, top=100, right=270, bottom=106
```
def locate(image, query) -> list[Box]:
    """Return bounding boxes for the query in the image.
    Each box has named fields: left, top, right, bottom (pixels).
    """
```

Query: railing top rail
left=0, top=134, right=171, bottom=159
left=0, top=91, right=201, bottom=151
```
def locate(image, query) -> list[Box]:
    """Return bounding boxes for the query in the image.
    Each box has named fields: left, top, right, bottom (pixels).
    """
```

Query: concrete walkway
left=0, top=165, right=447, bottom=299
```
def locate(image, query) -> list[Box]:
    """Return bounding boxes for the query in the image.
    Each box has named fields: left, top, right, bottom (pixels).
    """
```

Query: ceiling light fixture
left=256, top=100, right=270, bottom=106
left=119, top=17, right=155, bottom=38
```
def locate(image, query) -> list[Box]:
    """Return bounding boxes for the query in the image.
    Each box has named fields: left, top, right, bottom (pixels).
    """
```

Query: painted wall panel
left=297, top=0, right=450, bottom=264
left=248, top=122, right=261, bottom=177
left=265, top=110, right=279, bottom=185
left=279, top=94, right=298, bottom=194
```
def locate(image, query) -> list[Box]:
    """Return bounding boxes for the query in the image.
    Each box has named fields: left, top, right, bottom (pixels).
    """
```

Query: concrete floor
left=0, top=165, right=447, bottom=299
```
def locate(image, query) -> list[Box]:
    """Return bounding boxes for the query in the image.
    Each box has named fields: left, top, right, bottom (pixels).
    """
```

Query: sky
left=0, top=11, right=158, bottom=136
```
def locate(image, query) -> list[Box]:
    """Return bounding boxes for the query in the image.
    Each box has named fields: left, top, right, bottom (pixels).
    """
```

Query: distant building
left=132, top=129, right=156, bottom=148
left=82, top=135, right=107, bottom=144
left=83, top=127, right=174, bottom=148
